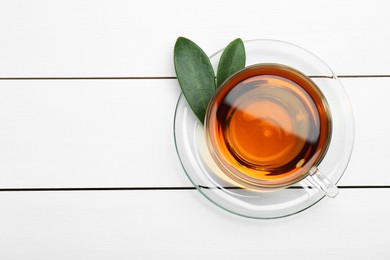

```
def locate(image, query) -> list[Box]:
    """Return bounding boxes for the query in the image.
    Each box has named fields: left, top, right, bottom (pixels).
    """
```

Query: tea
left=205, top=64, right=331, bottom=188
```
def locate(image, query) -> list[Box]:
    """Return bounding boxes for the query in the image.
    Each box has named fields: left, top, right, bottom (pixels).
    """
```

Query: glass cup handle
left=307, top=167, right=339, bottom=198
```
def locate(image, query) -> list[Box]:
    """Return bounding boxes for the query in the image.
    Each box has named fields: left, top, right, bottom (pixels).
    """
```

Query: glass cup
left=204, top=63, right=339, bottom=197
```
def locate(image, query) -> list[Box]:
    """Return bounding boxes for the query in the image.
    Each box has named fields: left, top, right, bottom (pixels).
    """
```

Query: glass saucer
left=174, top=39, right=354, bottom=219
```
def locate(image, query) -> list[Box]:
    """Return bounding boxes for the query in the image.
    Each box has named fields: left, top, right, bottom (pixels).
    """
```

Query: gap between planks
left=1, top=75, right=390, bottom=80
left=0, top=186, right=390, bottom=192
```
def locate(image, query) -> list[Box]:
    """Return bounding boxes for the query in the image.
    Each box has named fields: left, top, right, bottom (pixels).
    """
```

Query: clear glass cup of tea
left=174, top=39, right=354, bottom=218
left=205, top=63, right=338, bottom=197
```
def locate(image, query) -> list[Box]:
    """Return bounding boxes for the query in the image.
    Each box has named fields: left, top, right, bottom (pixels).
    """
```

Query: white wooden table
left=1, top=0, right=390, bottom=258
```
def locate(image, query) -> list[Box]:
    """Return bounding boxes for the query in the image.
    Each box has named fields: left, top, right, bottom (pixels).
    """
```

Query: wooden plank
left=0, top=78, right=388, bottom=188
left=0, top=189, right=389, bottom=258
left=340, top=78, right=390, bottom=186
left=0, top=80, right=187, bottom=188
left=1, top=0, right=390, bottom=77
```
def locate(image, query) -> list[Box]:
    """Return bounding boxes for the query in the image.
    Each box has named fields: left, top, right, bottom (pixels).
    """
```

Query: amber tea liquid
left=205, top=64, right=331, bottom=188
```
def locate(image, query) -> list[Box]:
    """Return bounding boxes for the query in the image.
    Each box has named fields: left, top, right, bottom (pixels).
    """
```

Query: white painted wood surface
left=0, top=190, right=389, bottom=259
left=1, top=0, right=390, bottom=76
left=0, top=78, right=389, bottom=187
left=0, top=0, right=389, bottom=258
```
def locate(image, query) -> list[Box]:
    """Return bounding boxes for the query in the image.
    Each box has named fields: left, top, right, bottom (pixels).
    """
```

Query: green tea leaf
left=174, top=37, right=216, bottom=123
left=216, top=38, right=246, bottom=88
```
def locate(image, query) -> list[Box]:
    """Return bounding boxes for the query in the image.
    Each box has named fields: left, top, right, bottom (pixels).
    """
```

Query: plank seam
left=0, top=75, right=390, bottom=80
left=0, top=186, right=389, bottom=192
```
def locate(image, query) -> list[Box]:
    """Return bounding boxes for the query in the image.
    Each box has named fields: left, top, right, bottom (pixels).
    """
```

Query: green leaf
left=174, top=37, right=216, bottom=123
left=216, top=38, right=246, bottom=88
